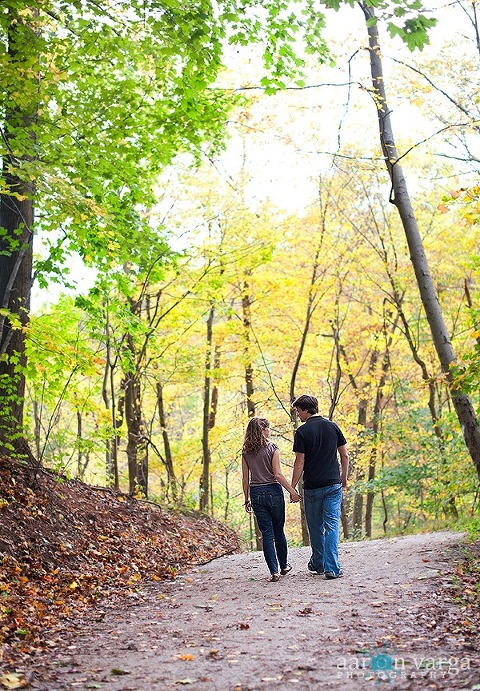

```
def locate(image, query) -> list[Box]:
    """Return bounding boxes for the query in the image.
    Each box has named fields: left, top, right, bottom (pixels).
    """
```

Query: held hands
left=244, top=500, right=252, bottom=513
left=289, top=490, right=301, bottom=503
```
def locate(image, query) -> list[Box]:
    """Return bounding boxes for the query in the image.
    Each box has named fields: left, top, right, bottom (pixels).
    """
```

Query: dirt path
left=30, top=531, right=478, bottom=690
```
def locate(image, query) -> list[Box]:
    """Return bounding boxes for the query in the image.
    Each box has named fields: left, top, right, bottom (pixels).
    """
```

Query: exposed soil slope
left=0, top=457, right=239, bottom=668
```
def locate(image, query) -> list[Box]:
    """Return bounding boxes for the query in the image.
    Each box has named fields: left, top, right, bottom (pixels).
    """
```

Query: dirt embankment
left=0, top=457, right=239, bottom=672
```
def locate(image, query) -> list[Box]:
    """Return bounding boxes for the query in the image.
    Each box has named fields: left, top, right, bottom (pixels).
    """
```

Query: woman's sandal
left=270, top=573, right=280, bottom=582
left=280, top=564, right=292, bottom=575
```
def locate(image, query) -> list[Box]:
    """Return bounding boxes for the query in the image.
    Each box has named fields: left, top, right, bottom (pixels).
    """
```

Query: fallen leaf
left=111, top=668, right=130, bottom=675
left=177, top=654, right=195, bottom=661
left=175, top=680, right=197, bottom=685
left=298, top=607, right=313, bottom=615
left=0, top=674, right=28, bottom=689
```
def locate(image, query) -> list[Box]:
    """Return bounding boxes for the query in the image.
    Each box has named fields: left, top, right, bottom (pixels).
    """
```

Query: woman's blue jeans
left=303, top=483, right=342, bottom=576
left=250, top=483, right=288, bottom=575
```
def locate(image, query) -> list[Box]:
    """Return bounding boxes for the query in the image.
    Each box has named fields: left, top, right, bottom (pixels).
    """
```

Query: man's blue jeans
left=303, top=483, right=342, bottom=576
left=250, top=483, right=288, bottom=575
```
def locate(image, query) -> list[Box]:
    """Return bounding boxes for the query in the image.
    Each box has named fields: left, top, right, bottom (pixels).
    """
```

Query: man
left=291, top=394, right=349, bottom=580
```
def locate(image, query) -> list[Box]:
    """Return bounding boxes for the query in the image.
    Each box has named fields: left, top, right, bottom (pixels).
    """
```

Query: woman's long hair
left=242, top=417, right=269, bottom=455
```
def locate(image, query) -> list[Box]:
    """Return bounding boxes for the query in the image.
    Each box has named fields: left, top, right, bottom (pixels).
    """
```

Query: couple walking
left=241, top=395, right=349, bottom=582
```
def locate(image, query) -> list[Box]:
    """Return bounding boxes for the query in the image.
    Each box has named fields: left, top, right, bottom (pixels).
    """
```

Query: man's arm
left=291, top=452, right=305, bottom=490
left=338, top=444, right=349, bottom=489
left=272, top=449, right=301, bottom=502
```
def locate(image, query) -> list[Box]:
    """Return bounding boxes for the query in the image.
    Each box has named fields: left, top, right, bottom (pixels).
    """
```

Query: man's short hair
left=292, top=395, right=318, bottom=415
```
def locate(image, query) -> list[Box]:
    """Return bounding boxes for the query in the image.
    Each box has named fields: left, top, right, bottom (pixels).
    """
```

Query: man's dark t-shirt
left=293, top=415, right=347, bottom=489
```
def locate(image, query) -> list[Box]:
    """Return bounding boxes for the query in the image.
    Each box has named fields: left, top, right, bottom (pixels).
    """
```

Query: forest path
left=30, top=531, right=478, bottom=690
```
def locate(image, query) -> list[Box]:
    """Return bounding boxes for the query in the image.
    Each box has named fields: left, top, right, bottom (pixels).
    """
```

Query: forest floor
left=0, top=458, right=479, bottom=690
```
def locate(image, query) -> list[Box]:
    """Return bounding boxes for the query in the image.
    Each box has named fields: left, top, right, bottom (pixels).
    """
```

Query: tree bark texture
left=102, top=322, right=121, bottom=490
left=365, top=310, right=398, bottom=536
left=124, top=332, right=148, bottom=497
left=242, top=279, right=255, bottom=418
left=362, top=4, right=480, bottom=482
left=156, top=381, right=178, bottom=502
left=241, top=283, right=263, bottom=549
left=0, top=8, right=36, bottom=457
left=200, top=305, right=214, bottom=511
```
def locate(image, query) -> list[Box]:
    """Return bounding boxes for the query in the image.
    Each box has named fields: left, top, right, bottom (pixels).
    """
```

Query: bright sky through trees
left=30, top=0, right=477, bottom=314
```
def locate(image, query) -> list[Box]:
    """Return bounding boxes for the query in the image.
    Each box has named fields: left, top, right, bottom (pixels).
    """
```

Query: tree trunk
left=362, top=4, right=480, bottom=482
left=33, top=400, right=42, bottom=461
left=156, top=381, right=178, bottom=502
left=242, top=277, right=256, bottom=418
left=76, top=409, right=90, bottom=480
left=365, top=309, right=399, bottom=537
left=340, top=341, right=378, bottom=538
left=102, top=311, right=120, bottom=489
left=288, top=224, right=328, bottom=547
left=200, top=305, right=214, bottom=511
left=0, top=9, right=36, bottom=459
left=240, top=283, right=263, bottom=549
left=124, top=331, right=147, bottom=496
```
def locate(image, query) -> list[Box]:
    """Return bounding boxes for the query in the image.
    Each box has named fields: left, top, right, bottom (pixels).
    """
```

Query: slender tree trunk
left=242, top=277, right=255, bottom=418
left=200, top=305, right=214, bottom=511
left=102, top=323, right=120, bottom=489
left=124, top=368, right=139, bottom=494
left=124, top=331, right=147, bottom=496
left=365, top=309, right=398, bottom=537
left=327, top=320, right=343, bottom=421
left=241, top=282, right=263, bottom=549
left=389, top=291, right=458, bottom=516
left=224, top=467, right=230, bottom=521
left=381, top=489, right=388, bottom=534
left=288, top=223, right=327, bottom=547
left=209, top=344, right=221, bottom=428
left=339, top=340, right=378, bottom=538
left=33, top=400, right=42, bottom=460
left=156, top=381, right=178, bottom=502
left=340, top=503, right=350, bottom=539
left=362, top=3, right=480, bottom=482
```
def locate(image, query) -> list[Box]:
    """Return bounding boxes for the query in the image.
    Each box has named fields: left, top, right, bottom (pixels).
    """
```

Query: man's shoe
left=325, top=570, right=344, bottom=579
left=280, top=564, right=292, bottom=575
left=270, top=573, right=280, bottom=582
left=307, top=561, right=324, bottom=576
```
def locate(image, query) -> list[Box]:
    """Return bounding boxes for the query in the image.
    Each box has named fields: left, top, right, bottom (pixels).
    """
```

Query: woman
left=242, top=417, right=301, bottom=582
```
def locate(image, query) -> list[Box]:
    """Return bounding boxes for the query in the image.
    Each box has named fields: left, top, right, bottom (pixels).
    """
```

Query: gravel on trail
left=30, top=531, right=479, bottom=691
